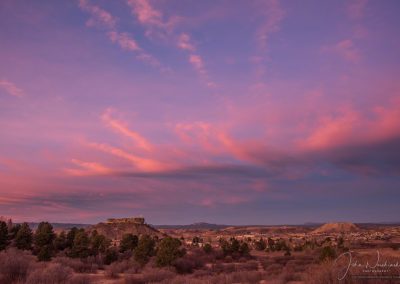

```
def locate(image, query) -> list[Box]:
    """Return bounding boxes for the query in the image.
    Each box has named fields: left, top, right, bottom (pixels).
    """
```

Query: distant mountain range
left=20, top=221, right=400, bottom=231
left=23, top=222, right=90, bottom=230
left=154, top=222, right=230, bottom=230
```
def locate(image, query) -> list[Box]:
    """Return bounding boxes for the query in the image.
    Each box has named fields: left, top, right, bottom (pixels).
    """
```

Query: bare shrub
left=141, top=267, right=175, bottom=282
left=0, top=248, right=33, bottom=283
left=67, top=274, right=92, bottom=284
left=54, top=256, right=97, bottom=273
left=304, top=261, right=354, bottom=284
left=279, top=266, right=302, bottom=283
left=105, top=259, right=136, bottom=278
left=26, top=263, right=73, bottom=284
left=229, top=271, right=265, bottom=283
left=264, top=263, right=284, bottom=275
left=123, top=267, right=175, bottom=284
left=174, top=254, right=205, bottom=274
left=235, top=260, right=258, bottom=271
left=86, top=254, right=104, bottom=269
left=192, top=268, right=213, bottom=278
left=105, top=264, right=120, bottom=279
left=158, top=275, right=204, bottom=284
left=124, top=275, right=144, bottom=284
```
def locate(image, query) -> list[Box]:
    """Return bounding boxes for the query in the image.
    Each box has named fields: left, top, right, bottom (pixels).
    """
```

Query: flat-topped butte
left=106, top=217, right=145, bottom=225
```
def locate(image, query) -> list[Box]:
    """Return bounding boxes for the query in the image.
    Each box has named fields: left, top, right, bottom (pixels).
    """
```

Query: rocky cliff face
left=88, top=222, right=164, bottom=240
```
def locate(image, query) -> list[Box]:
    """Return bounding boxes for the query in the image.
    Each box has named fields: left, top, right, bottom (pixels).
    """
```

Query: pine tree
left=0, top=221, right=9, bottom=250
left=70, top=230, right=90, bottom=258
left=119, top=233, right=138, bottom=252
left=33, top=222, right=55, bottom=261
left=156, top=237, right=185, bottom=267
left=15, top=222, right=33, bottom=250
left=134, top=235, right=155, bottom=266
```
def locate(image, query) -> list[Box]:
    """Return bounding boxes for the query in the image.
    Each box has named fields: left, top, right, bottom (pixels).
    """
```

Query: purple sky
left=0, top=0, right=399, bottom=224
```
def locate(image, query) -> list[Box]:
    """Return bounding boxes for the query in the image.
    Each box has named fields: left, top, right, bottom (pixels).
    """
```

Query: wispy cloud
left=125, top=0, right=214, bottom=86
left=323, top=39, right=361, bottom=63
left=252, top=0, right=285, bottom=78
left=78, top=0, right=162, bottom=68
left=65, top=159, right=112, bottom=176
left=256, top=0, right=285, bottom=52
left=178, top=33, right=215, bottom=87
left=126, top=0, right=178, bottom=38
left=102, top=108, right=153, bottom=152
left=347, top=0, right=368, bottom=20
left=108, top=31, right=141, bottom=51
left=88, top=142, right=169, bottom=172
left=0, top=79, right=24, bottom=97
left=189, top=54, right=206, bottom=74
left=177, top=33, right=196, bottom=52
left=78, top=0, right=116, bottom=29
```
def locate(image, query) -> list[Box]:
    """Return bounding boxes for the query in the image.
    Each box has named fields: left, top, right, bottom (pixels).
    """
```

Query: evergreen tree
left=254, top=238, right=266, bottom=251
left=37, top=245, right=52, bottom=261
left=134, top=235, right=155, bottom=266
left=319, top=246, right=336, bottom=261
left=0, top=221, right=9, bottom=250
left=33, top=222, right=55, bottom=261
left=119, top=233, right=138, bottom=253
left=66, top=227, right=79, bottom=249
left=239, top=242, right=250, bottom=256
left=54, top=231, right=67, bottom=251
left=104, top=247, right=119, bottom=265
left=9, top=223, right=21, bottom=240
left=90, top=230, right=110, bottom=255
left=70, top=230, right=90, bottom=258
left=156, top=237, right=185, bottom=267
left=15, top=222, right=33, bottom=250
left=203, top=243, right=213, bottom=254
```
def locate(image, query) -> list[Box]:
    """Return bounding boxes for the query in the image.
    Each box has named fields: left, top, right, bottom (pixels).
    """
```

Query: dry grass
left=155, top=270, right=267, bottom=284
left=26, top=263, right=73, bottom=284
left=124, top=267, right=175, bottom=283
left=0, top=248, right=34, bottom=284
left=67, top=274, right=93, bottom=284
left=54, top=256, right=98, bottom=273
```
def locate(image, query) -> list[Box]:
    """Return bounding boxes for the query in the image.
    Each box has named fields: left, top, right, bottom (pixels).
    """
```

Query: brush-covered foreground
left=1, top=220, right=399, bottom=283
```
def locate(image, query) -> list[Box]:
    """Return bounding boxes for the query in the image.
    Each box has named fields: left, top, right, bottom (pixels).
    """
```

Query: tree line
left=0, top=220, right=187, bottom=267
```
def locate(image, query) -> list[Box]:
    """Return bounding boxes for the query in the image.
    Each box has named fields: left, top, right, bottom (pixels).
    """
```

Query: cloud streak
left=0, top=79, right=24, bottom=97
left=102, top=108, right=153, bottom=152
left=78, top=0, right=161, bottom=68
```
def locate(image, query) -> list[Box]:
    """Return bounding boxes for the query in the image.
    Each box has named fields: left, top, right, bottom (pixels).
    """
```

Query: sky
left=0, top=0, right=399, bottom=225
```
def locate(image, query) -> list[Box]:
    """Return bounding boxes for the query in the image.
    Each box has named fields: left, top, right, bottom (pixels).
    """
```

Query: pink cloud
left=78, top=0, right=116, bottom=29
left=189, top=54, right=206, bottom=74
left=0, top=79, right=24, bottom=97
left=301, top=108, right=360, bottom=150
left=125, top=0, right=213, bottom=85
left=323, top=39, right=361, bottom=63
left=347, top=0, right=368, bottom=20
left=177, top=33, right=196, bottom=52
left=78, top=0, right=163, bottom=69
left=178, top=35, right=215, bottom=87
left=108, top=31, right=141, bottom=51
left=256, top=0, right=285, bottom=51
left=127, top=0, right=163, bottom=27
left=126, top=0, right=179, bottom=38
left=65, top=159, right=112, bottom=176
left=102, top=108, right=153, bottom=152
left=300, top=100, right=400, bottom=151
left=88, top=142, right=170, bottom=172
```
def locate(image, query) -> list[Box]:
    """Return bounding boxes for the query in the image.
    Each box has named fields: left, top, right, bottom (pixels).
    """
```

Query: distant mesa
left=312, top=222, right=360, bottom=234
left=106, top=217, right=145, bottom=225
left=89, top=217, right=164, bottom=240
